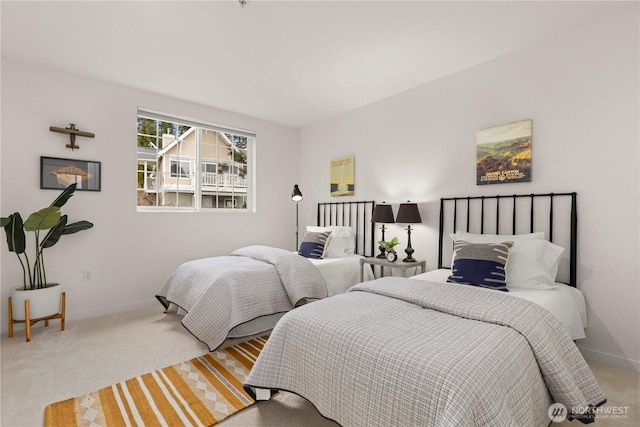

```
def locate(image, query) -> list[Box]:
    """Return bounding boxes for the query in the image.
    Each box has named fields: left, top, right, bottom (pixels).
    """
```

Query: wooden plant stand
left=8, top=292, right=66, bottom=342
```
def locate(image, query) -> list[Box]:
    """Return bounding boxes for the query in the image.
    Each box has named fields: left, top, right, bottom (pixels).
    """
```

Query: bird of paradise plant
left=0, top=184, right=93, bottom=290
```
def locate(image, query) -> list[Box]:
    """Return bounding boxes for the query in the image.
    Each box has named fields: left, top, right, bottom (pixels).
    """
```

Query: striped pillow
left=298, top=231, right=331, bottom=259
left=447, top=240, right=514, bottom=291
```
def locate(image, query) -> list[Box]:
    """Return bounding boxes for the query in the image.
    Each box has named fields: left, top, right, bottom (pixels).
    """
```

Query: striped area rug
left=44, top=335, right=269, bottom=427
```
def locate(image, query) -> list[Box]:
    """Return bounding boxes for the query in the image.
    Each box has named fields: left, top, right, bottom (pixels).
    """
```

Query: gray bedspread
left=245, top=277, right=605, bottom=426
left=155, top=245, right=327, bottom=350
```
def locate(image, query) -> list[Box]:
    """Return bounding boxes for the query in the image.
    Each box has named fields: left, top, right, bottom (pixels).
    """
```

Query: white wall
left=299, top=8, right=639, bottom=372
left=1, top=4, right=637, bottom=375
left=1, top=59, right=300, bottom=327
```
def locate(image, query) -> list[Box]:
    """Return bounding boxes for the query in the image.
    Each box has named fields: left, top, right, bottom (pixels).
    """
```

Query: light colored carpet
left=1, top=306, right=337, bottom=427
left=1, top=305, right=637, bottom=427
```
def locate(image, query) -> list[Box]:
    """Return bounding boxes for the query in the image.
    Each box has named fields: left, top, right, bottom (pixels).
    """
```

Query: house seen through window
left=137, top=109, right=254, bottom=210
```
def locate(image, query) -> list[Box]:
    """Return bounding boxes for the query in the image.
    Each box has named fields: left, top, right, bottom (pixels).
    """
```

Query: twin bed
left=156, top=201, right=377, bottom=350
left=243, top=192, right=605, bottom=426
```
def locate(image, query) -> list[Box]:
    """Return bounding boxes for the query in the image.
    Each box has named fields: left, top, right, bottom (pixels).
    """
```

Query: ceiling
left=1, top=1, right=634, bottom=128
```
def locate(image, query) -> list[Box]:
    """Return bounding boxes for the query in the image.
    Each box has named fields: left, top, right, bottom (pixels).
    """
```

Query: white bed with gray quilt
left=413, top=267, right=588, bottom=340
left=156, top=201, right=377, bottom=350
left=244, top=193, right=607, bottom=426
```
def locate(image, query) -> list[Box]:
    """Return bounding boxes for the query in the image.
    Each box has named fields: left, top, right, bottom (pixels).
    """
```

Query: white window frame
left=137, top=108, right=256, bottom=212
left=170, top=156, right=191, bottom=178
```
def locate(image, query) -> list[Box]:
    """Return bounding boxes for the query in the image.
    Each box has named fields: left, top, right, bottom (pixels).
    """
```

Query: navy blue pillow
left=298, top=231, right=331, bottom=259
left=447, top=240, right=514, bottom=291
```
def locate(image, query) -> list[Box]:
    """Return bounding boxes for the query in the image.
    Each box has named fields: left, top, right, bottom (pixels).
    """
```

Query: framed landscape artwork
left=330, top=156, right=355, bottom=197
left=40, top=156, right=101, bottom=191
left=476, top=119, right=532, bottom=185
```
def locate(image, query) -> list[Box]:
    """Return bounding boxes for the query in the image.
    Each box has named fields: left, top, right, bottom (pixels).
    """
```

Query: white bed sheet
left=310, top=254, right=375, bottom=296
left=411, top=269, right=588, bottom=340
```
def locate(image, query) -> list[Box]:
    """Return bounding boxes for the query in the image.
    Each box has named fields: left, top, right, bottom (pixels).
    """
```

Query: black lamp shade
left=396, top=202, right=422, bottom=224
left=372, top=204, right=395, bottom=223
left=291, top=184, right=303, bottom=202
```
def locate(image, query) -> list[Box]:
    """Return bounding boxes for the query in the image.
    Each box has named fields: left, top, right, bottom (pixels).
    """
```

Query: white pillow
left=449, top=231, right=564, bottom=289
left=450, top=231, right=544, bottom=243
left=449, top=231, right=544, bottom=271
left=306, top=226, right=355, bottom=257
left=506, top=239, right=564, bottom=289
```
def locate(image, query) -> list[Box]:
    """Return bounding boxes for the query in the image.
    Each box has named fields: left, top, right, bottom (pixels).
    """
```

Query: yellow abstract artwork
left=330, top=156, right=354, bottom=197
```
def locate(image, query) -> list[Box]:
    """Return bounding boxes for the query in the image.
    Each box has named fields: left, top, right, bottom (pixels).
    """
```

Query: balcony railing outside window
left=202, top=172, right=247, bottom=189
left=137, top=110, right=254, bottom=210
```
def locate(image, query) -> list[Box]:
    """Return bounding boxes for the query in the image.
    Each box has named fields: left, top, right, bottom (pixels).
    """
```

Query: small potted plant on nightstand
left=1, top=183, right=93, bottom=340
left=379, top=237, right=400, bottom=262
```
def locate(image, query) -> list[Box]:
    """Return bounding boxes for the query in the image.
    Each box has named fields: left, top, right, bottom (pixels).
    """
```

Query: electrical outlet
left=83, top=270, right=93, bottom=282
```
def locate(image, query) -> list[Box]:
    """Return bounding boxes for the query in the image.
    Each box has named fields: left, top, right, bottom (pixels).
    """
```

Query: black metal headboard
left=317, top=201, right=376, bottom=257
left=438, top=192, right=578, bottom=287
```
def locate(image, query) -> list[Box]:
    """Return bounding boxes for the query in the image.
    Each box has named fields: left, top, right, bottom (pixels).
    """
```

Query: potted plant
left=1, top=183, right=93, bottom=321
left=379, top=236, right=400, bottom=262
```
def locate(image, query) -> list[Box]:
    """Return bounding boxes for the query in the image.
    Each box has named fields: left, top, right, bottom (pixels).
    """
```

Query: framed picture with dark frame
left=40, top=156, right=101, bottom=192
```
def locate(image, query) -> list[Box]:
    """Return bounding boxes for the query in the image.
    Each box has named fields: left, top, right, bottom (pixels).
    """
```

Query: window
left=170, top=156, right=191, bottom=178
left=136, top=109, right=254, bottom=211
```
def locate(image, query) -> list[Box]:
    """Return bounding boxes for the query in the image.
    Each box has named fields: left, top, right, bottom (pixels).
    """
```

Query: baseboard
left=8, top=299, right=637, bottom=376
left=68, top=298, right=160, bottom=321
left=578, top=345, right=640, bottom=374
left=1, top=298, right=160, bottom=334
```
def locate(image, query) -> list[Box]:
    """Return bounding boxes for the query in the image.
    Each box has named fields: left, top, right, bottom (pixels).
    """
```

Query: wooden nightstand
left=360, top=257, right=426, bottom=282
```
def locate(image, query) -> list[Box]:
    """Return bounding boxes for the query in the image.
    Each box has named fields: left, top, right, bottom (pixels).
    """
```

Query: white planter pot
left=10, top=284, right=63, bottom=321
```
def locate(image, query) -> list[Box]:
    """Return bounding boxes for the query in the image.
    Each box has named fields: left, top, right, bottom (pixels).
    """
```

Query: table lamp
left=372, top=203, right=395, bottom=258
left=395, top=201, right=422, bottom=262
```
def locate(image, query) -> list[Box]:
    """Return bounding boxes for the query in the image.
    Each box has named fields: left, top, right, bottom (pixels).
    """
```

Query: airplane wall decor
left=49, top=123, right=95, bottom=150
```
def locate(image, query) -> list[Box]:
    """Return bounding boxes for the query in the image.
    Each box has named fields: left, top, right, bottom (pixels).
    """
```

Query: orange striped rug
left=44, top=335, right=269, bottom=427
